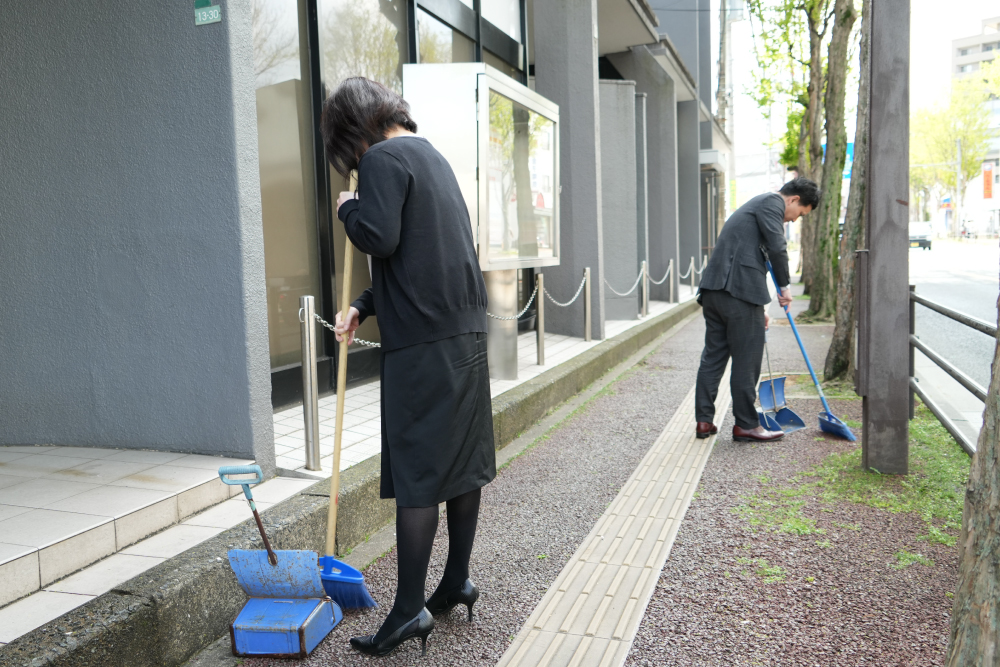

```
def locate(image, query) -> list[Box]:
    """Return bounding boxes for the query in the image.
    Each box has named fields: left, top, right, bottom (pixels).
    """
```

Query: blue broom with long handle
left=763, top=252, right=857, bottom=442
left=319, top=171, right=377, bottom=608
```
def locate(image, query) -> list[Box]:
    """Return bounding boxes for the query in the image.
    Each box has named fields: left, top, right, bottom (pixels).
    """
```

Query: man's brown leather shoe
left=733, top=425, right=784, bottom=442
left=695, top=422, right=718, bottom=439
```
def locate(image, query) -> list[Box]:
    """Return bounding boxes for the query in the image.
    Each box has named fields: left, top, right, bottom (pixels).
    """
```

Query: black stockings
left=373, top=488, right=481, bottom=642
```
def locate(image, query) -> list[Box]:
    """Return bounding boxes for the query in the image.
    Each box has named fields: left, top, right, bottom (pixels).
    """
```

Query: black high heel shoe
left=425, top=579, right=480, bottom=621
left=349, top=608, right=435, bottom=657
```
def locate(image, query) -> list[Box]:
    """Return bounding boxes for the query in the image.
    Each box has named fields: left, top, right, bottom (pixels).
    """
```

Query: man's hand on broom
left=334, top=307, right=360, bottom=345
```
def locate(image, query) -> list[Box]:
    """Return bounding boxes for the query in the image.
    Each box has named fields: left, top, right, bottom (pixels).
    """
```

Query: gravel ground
left=243, top=317, right=710, bottom=667
left=625, top=398, right=958, bottom=667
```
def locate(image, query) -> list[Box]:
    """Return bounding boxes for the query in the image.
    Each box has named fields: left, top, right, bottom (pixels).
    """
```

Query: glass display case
left=403, top=63, right=560, bottom=271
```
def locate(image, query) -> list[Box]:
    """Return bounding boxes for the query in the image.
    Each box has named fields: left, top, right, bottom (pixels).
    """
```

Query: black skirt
left=379, top=332, right=496, bottom=507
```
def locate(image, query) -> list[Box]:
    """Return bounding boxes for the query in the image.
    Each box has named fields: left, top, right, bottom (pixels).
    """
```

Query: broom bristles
left=325, top=579, right=377, bottom=609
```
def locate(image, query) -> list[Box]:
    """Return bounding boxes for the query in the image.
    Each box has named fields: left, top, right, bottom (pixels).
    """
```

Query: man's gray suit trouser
left=695, top=289, right=765, bottom=430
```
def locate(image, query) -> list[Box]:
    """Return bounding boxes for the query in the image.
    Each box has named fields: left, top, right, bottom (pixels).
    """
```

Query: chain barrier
left=678, top=263, right=693, bottom=280
left=486, top=284, right=538, bottom=321
left=648, top=263, right=672, bottom=285
left=603, top=271, right=643, bottom=298
left=312, top=313, right=382, bottom=348
left=693, top=257, right=709, bottom=276
left=544, top=274, right=588, bottom=307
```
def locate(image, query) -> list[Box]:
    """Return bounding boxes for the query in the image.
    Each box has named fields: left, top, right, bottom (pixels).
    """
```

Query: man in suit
left=694, top=177, right=822, bottom=442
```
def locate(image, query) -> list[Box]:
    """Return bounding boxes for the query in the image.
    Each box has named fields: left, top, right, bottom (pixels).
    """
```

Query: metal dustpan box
left=229, top=549, right=342, bottom=658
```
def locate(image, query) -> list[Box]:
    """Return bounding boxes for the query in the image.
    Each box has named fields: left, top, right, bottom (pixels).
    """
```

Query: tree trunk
left=807, top=0, right=857, bottom=319
left=799, top=5, right=827, bottom=295
left=824, top=0, right=870, bottom=380
left=945, top=284, right=1000, bottom=665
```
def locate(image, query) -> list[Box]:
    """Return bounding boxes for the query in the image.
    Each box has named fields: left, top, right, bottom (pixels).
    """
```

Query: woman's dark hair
left=778, top=177, right=822, bottom=209
left=320, top=77, right=418, bottom=178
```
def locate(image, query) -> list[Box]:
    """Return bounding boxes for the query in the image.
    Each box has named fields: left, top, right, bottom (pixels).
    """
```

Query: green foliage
left=779, top=106, right=806, bottom=168
left=892, top=550, right=934, bottom=569
left=911, top=77, right=996, bottom=200
left=734, top=403, right=970, bottom=547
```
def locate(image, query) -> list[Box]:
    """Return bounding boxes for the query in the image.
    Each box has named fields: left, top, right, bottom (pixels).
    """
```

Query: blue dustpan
left=759, top=336, right=807, bottom=434
left=764, top=256, right=856, bottom=442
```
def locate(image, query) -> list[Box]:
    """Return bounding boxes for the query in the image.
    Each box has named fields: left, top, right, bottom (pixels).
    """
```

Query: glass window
left=318, top=0, right=408, bottom=93
left=486, top=90, right=556, bottom=263
left=417, top=8, right=475, bottom=64
left=482, top=0, right=521, bottom=41
left=253, top=0, right=324, bottom=368
left=484, top=49, right=519, bottom=78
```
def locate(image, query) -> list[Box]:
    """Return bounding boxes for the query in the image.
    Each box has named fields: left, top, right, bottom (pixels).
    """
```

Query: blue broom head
left=819, top=412, right=857, bottom=441
left=319, top=555, right=377, bottom=609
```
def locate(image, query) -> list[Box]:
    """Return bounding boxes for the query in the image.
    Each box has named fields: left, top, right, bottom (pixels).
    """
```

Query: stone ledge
left=0, top=300, right=699, bottom=667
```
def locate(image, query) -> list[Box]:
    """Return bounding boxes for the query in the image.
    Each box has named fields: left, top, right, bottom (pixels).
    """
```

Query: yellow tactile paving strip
left=497, top=374, right=731, bottom=667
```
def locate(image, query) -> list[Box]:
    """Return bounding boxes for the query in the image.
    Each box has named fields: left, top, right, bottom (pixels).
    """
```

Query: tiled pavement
left=0, top=298, right=687, bottom=645
left=497, top=372, right=731, bottom=667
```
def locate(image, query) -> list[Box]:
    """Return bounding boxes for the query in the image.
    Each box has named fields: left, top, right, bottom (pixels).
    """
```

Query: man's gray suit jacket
left=698, top=192, right=790, bottom=306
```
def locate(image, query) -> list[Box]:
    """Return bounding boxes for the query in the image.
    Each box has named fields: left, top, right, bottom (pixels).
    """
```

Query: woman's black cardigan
left=337, top=136, right=488, bottom=352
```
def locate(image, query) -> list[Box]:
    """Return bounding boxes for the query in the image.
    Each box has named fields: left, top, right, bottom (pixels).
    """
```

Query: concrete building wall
left=533, top=0, right=605, bottom=339
left=599, top=81, right=639, bottom=321
left=656, top=0, right=699, bottom=84
left=608, top=46, right=681, bottom=302
left=677, top=100, right=703, bottom=277
left=0, top=2, right=275, bottom=471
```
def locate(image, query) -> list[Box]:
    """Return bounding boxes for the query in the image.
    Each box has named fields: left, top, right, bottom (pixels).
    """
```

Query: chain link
left=648, top=263, right=672, bottom=285
left=486, top=284, right=539, bottom=321
left=544, top=274, right=588, bottom=307
left=603, top=271, right=643, bottom=298
left=313, top=313, right=382, bottom=347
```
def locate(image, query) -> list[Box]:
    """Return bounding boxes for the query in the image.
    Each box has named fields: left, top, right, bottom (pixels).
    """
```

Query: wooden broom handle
left=325, top=171, right=357, bottom=557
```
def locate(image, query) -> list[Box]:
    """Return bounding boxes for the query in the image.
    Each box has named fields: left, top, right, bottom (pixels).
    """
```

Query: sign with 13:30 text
left=194, top=0, right=221, bottom=26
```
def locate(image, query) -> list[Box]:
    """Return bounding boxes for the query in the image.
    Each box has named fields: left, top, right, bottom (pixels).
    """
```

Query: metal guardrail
left=908, top=286, right=993, bottom=456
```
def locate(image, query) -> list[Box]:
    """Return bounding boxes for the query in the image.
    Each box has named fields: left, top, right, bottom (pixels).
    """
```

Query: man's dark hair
left=778, top=177, right=822, bottom=209
left=320, top=77, right=418, bottom=178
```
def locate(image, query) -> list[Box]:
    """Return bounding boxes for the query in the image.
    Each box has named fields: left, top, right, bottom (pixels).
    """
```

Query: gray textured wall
left=533, top=0, right=605, bottom=340
left=609, top=47, right=681, bottom=302
left=657, top=0, right=699, bottom=84
left=698, top=0, right=712, bottom=110
left=599, top=81, right=639, bottom=321
left=0, top=0, right=275, bottom=471
left=677, top=100, right=703, bottom=283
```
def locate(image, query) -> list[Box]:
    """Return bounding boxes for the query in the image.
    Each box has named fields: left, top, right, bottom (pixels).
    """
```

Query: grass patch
left=736, top=557, right=788, bottom=583
left=734, top=402, right=969, bottom=548
left=892, top=550, right=934, bottom=569
left=816, top=540, right=833, bottom=548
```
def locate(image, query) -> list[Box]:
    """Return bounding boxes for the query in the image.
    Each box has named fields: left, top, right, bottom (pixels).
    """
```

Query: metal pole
left=584, top=267, right=592, bottom=342
left=536, top=273, right=545, bottom=365
left=955, top=139, right=962, bottom=237
left=669, top=258, right=675, bottom=304
left=908, top=285, right=915, bottom=419
left=299, top=295, right=321, bottom=471
left=641, top=260, right=649, bottom=317
left=689, top=257, right=695, bottom=295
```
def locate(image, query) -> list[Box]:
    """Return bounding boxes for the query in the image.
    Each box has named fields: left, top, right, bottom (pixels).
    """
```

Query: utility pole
left=858, top=0, right=909, bottom=474
left=955, top=138, right=963, bottom=236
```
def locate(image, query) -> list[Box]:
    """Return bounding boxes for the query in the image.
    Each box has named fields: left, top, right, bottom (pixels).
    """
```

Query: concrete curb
left=0, top=300, right=700, bottom=667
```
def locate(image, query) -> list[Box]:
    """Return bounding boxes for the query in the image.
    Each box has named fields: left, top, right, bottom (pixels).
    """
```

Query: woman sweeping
left=322, top=77, right=495, bottom=657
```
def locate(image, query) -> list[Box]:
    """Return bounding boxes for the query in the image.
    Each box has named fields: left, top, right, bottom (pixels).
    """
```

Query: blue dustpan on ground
left=757, top=332, right=807, bottom=434
left=764, top=256, right=856, bottom=442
